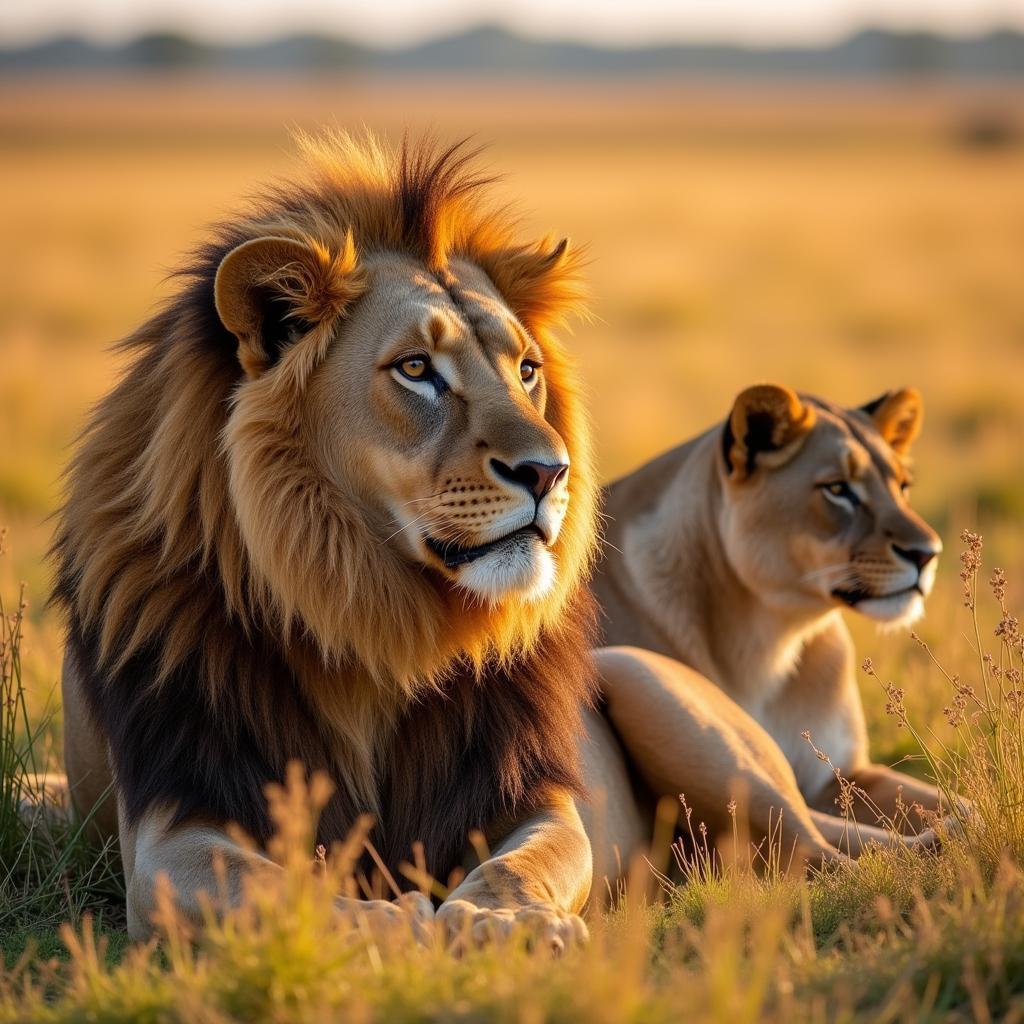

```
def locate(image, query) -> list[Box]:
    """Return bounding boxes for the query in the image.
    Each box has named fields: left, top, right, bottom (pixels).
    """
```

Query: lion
left=587, top=383, right=953, bottom=861
left=52, top=132, right=611, bottom=948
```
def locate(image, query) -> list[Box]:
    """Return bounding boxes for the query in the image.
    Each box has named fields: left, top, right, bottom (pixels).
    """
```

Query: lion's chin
left=455, top=538, right=557, bottom=605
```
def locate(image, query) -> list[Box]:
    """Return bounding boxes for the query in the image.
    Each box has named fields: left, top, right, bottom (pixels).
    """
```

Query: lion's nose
left=490, top=458, right=569, bottom=502
left=893, top=544, right=938, bottom=572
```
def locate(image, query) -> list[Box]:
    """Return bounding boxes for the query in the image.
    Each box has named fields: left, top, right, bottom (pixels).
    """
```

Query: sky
left=1, top=0, right=1021, bottom=48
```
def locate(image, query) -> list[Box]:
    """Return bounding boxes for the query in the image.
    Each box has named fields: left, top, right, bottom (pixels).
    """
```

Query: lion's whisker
left=401, top=491, right=447, bottom=507
left=380, top=504, right=444, bottom=545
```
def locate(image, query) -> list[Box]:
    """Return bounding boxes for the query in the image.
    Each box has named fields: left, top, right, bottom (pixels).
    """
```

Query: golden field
left=3, top=75, right=1024, bottom=1021
left=1, top=75, right=1023, bottom=748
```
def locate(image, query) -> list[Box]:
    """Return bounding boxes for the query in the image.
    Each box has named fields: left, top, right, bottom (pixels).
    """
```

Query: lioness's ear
left=722, top=384, right=817, bottom=482
left=484, top=236, right=587, bottom=332
left=214, top=233, right=364, bottom=378
left=859, top=387, right=922, bottom=455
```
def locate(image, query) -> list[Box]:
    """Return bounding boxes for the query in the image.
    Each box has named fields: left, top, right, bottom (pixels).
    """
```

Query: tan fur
left=869, top=387, right=923, bottom=455
left=55, top=133, right=598, bottom=946
left=727, top=384, right=817, bottom=480
left=581, top=648, right=844, bottom=876
left=590, top=385, right=949, bottom=863
left=215, top=233, right=366, bottom=380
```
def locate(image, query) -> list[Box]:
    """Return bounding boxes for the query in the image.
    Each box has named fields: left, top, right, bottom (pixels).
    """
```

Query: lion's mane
left=52, top=133, right=598, bottom=882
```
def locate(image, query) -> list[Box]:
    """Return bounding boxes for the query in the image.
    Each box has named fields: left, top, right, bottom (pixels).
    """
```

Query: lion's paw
left=436, top=898, right=588, bottom=956
left=336, top=892, right=435, bottom=946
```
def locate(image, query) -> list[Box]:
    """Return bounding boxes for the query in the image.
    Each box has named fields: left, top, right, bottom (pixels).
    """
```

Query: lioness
left=54, top=134, right=613, bottom=948
left=591, top=383, right=948, bottom=843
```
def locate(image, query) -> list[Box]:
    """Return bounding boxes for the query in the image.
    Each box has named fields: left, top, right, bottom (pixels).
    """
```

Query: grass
left=1, top=76, right=1024, bottom=1019
left=0, top=532, right=124, bottom=949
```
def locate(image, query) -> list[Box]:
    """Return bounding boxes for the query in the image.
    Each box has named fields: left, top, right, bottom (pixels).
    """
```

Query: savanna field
left=1, top=77, right=1024, bottom=1020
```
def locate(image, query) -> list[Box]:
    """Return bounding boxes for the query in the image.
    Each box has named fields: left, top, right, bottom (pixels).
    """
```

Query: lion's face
left=211, top=221, right=594, bottom=678
left=719, top=385, right=941, bottom=628
left=306, top=254, right=571, bottom=604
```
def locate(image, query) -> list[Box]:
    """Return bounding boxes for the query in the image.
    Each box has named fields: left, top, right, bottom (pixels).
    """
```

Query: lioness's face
left=306, top=254, right=571, bottom=604
left=720, top=388, right=941, bottom=627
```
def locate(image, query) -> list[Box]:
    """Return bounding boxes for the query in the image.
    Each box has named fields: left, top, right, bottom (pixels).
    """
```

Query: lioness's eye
left=520, top=359, right=541, bottom=384
left=397, top=355, right=430, bottom=380
left=821, top=481, right=860, bottom=507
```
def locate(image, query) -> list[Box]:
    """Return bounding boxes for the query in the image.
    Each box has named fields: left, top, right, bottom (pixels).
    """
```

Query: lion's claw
left=436, top=898, right=588, bottom=955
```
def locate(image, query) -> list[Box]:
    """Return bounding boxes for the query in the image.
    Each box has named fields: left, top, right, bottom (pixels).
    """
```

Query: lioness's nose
left=490, top=458, right=568, bottom=501
left=893, top=544, right=938, bottom=572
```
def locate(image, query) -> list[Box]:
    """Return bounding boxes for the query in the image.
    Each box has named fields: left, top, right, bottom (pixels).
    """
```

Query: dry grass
left=1, top=75, right=1024, bottom=1019
left=2, top=533, right=1024, bottom=1020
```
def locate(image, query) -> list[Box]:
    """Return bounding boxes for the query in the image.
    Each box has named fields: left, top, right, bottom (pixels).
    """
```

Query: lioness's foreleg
left=813, top=764, right=947, bottom=828
left=596, top=646, right=844, bottom=867
left=121, top=803, right=431, bottom=942
left=808, top=808, right=939, bottom=854
left=438, top=789, right=592, bottom=953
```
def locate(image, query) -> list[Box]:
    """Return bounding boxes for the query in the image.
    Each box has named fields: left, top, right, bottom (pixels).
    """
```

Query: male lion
left=589, top=383, right=952, bottom=857
left=53, top=133, right=605, bottom=947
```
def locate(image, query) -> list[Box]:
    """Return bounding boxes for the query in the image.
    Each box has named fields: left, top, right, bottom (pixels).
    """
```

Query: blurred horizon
left=2, top=22, right=1023, bottom=78
left=3, top=0, right=1023, bottom=49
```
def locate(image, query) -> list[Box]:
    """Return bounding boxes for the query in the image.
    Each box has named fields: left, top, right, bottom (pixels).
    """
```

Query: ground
left=1, top=77, right=1023, bottom=1021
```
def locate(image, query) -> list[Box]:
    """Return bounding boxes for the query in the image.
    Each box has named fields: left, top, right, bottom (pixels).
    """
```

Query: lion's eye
left=520, top=360, right=541, bottom=384
left=397, top=355, right=430, bottom=381
left=821, top=481, right=860, bottom=508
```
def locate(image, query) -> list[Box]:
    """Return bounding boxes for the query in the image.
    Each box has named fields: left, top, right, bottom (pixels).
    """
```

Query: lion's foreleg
left=121, top=805, right=431, bottom=942
left=123, top=804, right=281, bottom=939
left=61, top=651, right=118, bottom=839
left=437, top=790, right=592, bottom=952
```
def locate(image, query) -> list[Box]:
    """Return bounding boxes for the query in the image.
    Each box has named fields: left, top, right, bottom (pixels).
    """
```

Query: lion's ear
left=484, top=236, right=587, bottom=332
left=859, top=387, right=922, bottom=455
left=722, top=384, right=817, bottom=482
left=214, top=233, right=365, bottom=378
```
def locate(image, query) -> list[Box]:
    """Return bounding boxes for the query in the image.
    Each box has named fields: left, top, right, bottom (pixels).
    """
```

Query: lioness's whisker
left=799, top=563, right=855, bottom=583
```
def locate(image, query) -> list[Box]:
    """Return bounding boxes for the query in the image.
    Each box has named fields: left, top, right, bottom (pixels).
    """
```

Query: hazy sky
left=2, top=0, right=1021, bottom=47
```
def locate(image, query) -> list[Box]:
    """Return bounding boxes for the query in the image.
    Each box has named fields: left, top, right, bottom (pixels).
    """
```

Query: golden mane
left=52, top=133, right=598, bottom=858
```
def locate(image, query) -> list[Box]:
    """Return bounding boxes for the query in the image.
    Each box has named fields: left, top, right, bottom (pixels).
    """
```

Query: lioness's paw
left=436, top=899, right=588, bottom=956
left=905, top=827, right=941, bottom=852
left=901, top=800, right=973, bottom=852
